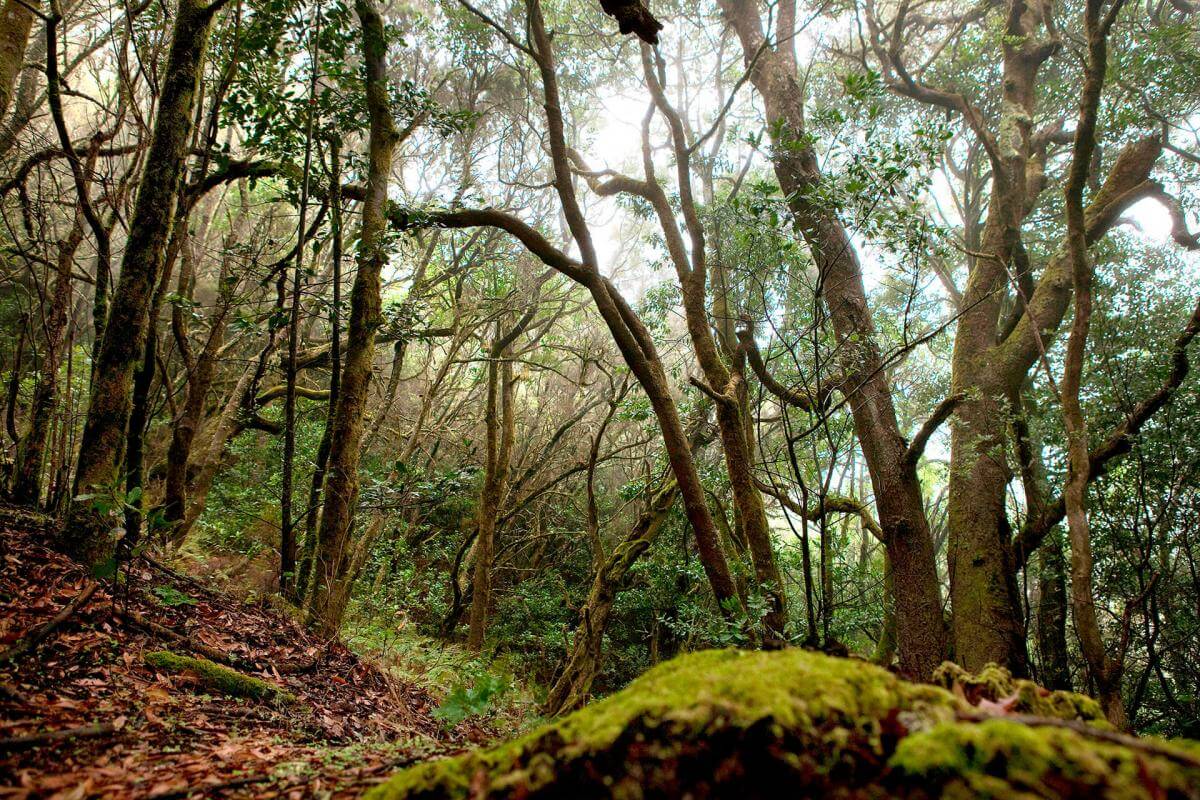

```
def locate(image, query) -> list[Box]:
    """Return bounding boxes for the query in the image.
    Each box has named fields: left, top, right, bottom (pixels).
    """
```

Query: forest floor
left=0, top=505, right=494, bottom=799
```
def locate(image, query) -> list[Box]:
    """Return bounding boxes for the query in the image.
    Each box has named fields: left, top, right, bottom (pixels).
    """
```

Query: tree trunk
left=947, top=189, right=1031, bottom=673
left=467, top=332, right=516, bottom=651
left=1035, top=531, right=1071, bottom=690
left=716, top=0, right=944, bottom=677
left=1060, top=0, right=1127, bottom=728
left=164, top=192, right=245, bottom=535
left=0, top=0, right=34, bottom=120
left=307, top=0, right=397, bottom=636
left=281, top=16, right=321, bottom=599
left=10, top=218, right=81, bottom=506
left=177, top=329, right=285, bottom=543
left=63, top=0, right=220, bottom=570
left=297, top=140, right=342, bottom=604
left=544, top=478, right=678, bottom=716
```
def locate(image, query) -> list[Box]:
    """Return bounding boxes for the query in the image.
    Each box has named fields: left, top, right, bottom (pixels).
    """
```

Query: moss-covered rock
left=932, top=661, right=1106, bottom=725
left=365, top=649, right=1200, bottom=800
left=144, top=650, right=296, bottom=704
left=892, top=718, right=1200, bottom=799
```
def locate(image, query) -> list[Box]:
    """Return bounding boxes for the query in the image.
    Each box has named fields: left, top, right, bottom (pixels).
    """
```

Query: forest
left=1, top=0, right=1200, bottom=795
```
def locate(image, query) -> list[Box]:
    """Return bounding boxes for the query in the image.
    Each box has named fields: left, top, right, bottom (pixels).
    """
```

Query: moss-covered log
left=144, top=651, right=296, bottom=704
left=366, top=649, right=1200, bottom=799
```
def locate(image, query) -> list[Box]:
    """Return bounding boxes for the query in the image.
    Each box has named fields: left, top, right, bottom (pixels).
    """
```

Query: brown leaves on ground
left=0, top=507, right=478, bottom=799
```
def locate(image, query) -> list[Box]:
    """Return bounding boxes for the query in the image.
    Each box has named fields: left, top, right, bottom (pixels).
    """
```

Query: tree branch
left=905, top=392, right=964, bottom=465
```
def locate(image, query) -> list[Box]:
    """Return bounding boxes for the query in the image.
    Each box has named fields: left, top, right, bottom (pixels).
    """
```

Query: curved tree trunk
left=716, top=0, right=944, bottom=678
left=544, top=477, right=678, bottom=716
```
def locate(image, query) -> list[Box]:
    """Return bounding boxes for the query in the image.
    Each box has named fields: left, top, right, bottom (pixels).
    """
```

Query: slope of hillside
left=0, top=506, right=475, bottom=798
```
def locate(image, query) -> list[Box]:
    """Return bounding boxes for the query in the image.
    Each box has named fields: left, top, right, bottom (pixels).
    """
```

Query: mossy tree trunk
left=0, top=0, right=34, bottom=121
left=307, top=0, right=398, bottom=636
left=63, top=0, right=227, bottom=570
left=297, top=140, right=343, bottom=605
left=905, top=0, right=1164, bottom=676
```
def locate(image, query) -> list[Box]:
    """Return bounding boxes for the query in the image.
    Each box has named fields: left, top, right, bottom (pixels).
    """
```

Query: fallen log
left=0, top=722, right=115, bottom=752
left=143, top=651, right=296, bottom=704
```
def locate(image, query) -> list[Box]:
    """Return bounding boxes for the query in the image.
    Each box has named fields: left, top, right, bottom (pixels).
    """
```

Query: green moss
left=366, top=649, right=1200, bottom=800
left=144, top=650, right=296, bottom=704
left=366, top=649, right=961, bottom=799
left=890, top=719, right=1200, bottom=799
left=932, top=661, right=1106, bottom=724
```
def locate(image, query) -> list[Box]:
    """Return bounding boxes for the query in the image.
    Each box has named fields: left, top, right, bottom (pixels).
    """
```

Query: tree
left=715, top=0, right=946, bottom=678
left=62, top=0, right=231, bottom=570
left=307, top=0, right=399, bottom=635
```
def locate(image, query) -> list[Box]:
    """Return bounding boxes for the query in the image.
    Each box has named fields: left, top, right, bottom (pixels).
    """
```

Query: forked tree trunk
left=164, top=192, right=246, bottom=530
left=307, top=0, right=398, bottom=636
left=177, top=329, right=285, bottom=543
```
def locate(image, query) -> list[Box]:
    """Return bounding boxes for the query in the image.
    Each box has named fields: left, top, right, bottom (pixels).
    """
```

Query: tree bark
left=0, top=0, right=34, bottom=120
